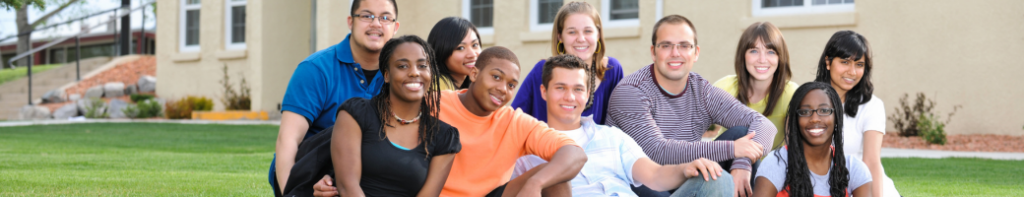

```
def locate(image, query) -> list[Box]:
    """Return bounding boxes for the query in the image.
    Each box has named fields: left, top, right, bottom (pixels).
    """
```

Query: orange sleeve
left=514, top=109, right=579, bottom=161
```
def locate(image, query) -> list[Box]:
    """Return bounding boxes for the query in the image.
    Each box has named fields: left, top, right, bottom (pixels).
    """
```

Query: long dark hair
left=814, top=30, right=873, bottom=117
left=427, top=17, right=480, bottom=89
left=373, top=35, right=441, bottom=157
left=778, top=82, right=848, bottom=197
left=734, top=21, right=792, bottom=117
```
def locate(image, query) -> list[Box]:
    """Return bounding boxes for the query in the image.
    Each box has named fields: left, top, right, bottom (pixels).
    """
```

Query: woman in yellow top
left=427, top=17, right=483, bottom=90
left=713, top=21, right=797, bottom=151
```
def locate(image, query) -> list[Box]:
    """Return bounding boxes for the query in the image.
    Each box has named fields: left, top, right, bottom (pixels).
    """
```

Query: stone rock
left=18, top=105, right=51, bottom=120
left=69, top=94, right=82, bottom=101
left=104, top=82, right=126, bottom=98
left=85, top=86, right=104, bottom=99
left=53, top=104, right=79, bottom=119
left=107, top=99, right=129, bottom=119
left=124, top=84, right=138, bottom=95
left=138, top=75, right=157, bottom=93
left=77, top=98, right=107, bottom=118
left=42, top=90, right=66, bottom=103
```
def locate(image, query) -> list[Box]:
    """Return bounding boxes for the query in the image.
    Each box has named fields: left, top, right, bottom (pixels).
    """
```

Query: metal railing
left=5, top=1, right=154, bottom=105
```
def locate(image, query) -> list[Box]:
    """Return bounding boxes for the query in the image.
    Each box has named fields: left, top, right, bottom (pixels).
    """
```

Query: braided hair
left=778, top=82, right=849, bottom=197
left=372, top=35, right=442, bottom=158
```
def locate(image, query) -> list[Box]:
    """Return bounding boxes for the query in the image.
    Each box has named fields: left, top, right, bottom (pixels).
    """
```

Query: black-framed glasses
left=352, top=14, right=397, bottom=25
left=796, top=108, right=834, bottom=117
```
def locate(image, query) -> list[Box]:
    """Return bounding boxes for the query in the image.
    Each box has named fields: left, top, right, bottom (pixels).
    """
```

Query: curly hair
left=778, top=82, right=849, bottom=197
left=372, top=35, right=441, bottom=157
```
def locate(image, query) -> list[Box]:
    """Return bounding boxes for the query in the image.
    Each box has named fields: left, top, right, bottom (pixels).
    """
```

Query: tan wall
left=157, top=0, right=310, bottom=112
left=391, top=0, right=1024, bottom=135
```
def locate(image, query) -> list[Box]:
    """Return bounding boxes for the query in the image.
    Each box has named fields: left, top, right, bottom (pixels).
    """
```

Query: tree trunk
left=15, top=4, right=33, bottom=68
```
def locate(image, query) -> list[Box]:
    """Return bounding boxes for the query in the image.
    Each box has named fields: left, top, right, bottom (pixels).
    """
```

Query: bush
left=84, top=99, right=108, bottom=119
left=888, top=92, right=961, bottom=144
left=918, top=114, right=947, bottom=145
left=220, top=64, right=251, bottom=110
left=124, top=99, right=162, bottom=119
left=165, top=96, right=211, bottom=119
left=130, top=94, right=155, bottom=103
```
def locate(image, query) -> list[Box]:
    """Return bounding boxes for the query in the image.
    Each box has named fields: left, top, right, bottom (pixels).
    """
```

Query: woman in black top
left=332, top=35, right=461, bottom=196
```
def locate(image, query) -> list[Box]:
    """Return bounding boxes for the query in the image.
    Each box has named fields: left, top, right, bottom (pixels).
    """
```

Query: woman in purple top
left=511, top=1, right=623, bottom=124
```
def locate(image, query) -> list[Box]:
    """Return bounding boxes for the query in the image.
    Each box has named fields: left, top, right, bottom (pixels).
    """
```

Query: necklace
left=393, top=111, right=422, bottom=125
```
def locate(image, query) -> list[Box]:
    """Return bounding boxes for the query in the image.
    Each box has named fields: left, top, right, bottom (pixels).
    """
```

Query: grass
left=0, top=64, right=62, bottom=86
left=1, top=123, right=1022, bottom=196
left=0, top=123, right=277, bottom=196
left=884, top=157, right=1024, bottom=196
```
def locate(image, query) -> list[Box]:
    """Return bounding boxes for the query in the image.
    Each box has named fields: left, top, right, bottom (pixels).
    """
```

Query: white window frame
left=461, top=0, right=494, bottom=35
left=179, top=0, right=201, bottom=52
left=752, top=0, right=854, bottom=17
left=225, top=0, right=246, bottom=50
left=601, top=0, right=640, bottom=28
left=528, top=0, right=557, bottom=32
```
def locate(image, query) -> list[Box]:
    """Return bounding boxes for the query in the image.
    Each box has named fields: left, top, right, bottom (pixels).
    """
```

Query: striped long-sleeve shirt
left=606, top=65, right=776, bottom=171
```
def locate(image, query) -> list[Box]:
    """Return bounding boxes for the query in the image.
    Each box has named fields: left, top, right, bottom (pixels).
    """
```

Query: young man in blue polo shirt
left=512, top=55, right=734, bottom=197
left=269, top=0, right=400, bottom=195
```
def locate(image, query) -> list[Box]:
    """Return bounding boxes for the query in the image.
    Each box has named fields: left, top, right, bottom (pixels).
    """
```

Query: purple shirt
left=511, top=57, right=624, bottom=124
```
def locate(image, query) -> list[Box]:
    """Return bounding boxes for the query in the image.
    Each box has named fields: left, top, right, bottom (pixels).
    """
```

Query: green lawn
left=1, top=123, right=1022, bottom=196
left=0, top=123, right=277, bottom=196
left=884, top=157, right=1024, bottom=196
left=0, top=64, right=62, bottom=85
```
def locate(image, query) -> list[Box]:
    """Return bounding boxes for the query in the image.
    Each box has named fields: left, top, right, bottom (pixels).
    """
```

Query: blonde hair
left=550, top=1, right=608, bottom=80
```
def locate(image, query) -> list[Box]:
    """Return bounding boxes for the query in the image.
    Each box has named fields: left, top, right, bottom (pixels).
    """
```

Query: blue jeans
left=669, top=172, right=734, bottom=197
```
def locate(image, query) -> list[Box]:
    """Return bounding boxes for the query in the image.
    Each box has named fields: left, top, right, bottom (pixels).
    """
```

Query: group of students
left=268, top=0, right=900, bottom=196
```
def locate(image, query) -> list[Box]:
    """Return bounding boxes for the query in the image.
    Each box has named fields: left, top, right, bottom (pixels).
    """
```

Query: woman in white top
left=814, top=30, right=900, bottom=197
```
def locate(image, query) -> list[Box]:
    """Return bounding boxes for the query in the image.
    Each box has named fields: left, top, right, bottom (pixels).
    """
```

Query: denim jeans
left=669, top=172, right=735, bottom=197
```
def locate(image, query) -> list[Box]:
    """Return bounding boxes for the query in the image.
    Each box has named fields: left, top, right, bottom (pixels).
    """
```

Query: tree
left=5, top=0, right=81, bottom=68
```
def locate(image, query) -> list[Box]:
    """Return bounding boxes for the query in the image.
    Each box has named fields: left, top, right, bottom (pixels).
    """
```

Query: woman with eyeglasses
left=752, top=82, right=872, bottom=197
left=511, top=1, right=624, bottom=125
left=814, top=30, right=900, bottom=197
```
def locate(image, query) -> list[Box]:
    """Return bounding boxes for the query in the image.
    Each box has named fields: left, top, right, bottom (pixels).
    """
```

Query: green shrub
left=220, top=64, right=251, bottom=110
left=918, top=114, right=947, bottom=145
left=125, top=99, right=163, bottom=119
left=130, top=94, right=155, bottom=103
left=84, top=99, right=108, bottom=119
left=186, top=96, right=214, bottom=111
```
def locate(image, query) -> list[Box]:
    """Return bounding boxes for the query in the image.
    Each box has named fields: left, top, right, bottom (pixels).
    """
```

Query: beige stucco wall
left=158, top=0, right=1024, bottom=134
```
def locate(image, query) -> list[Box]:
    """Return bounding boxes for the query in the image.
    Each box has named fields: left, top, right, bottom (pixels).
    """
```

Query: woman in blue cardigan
left=511, top=1, right=623, bottom=124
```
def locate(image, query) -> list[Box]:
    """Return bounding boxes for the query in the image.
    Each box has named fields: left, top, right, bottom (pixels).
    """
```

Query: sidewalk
left=0, top=119, right=281, bottom=127
left=881, top=148, right=1024, bottom=160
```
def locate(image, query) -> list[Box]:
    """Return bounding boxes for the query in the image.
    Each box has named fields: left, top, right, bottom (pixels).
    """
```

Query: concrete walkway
left=881, top=148, right=1024, bottom=160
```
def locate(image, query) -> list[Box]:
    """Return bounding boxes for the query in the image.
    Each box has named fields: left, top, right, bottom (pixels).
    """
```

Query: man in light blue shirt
left=512, top=55, right=733, bottom=197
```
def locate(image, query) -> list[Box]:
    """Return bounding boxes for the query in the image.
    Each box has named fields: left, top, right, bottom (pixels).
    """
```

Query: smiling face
left=384, top=42, right=431, bottom=103
left=446, top=29, right=482, bottom=78
left=347, top=0, right=399, bottom=53
left=797, top=89, right=835, bottom=147
left=651, top=23, right=700, bottom=82
left=541, top=67, right=589, bottom=126
left=558, top=13, right=600, bottom=62
left=471, top=58, right=520, bottom=113
left=745, top=38, right=779, bottom=82
left=826, top=56, right=866, bottom=94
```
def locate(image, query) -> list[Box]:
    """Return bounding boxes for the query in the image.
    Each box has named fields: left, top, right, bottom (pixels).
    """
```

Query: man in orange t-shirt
left=312, top=46, right=586, bottom=197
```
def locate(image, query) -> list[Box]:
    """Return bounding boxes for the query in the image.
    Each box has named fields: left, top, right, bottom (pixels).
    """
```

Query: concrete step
left=0, top=56, right=115, bottom=120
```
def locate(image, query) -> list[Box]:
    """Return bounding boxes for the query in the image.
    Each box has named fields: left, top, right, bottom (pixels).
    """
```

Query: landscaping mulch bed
left=41, top=56, right=155, bottom=113
left=881, top=132, right=1024, bottom=153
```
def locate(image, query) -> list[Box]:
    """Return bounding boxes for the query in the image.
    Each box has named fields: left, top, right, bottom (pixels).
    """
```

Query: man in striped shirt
left=607, top=15, right=777, bottom=197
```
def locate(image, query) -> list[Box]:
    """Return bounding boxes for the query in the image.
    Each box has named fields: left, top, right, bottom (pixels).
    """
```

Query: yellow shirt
left=437, top=75, right=457, bottom=91
left=712, top=75, right=798, bottom=150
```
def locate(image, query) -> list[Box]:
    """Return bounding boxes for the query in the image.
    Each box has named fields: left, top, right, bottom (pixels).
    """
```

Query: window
left=602, top=0, right=639, bottom=27
left=179, top=0, right=201, bottom=52
left=462, top=0, right=494, bottom=34
left=225, top=0, right=246, bottom=49
left=529, top=0, right=562, bottom=31
left=753, top=0, right=854, bottom=17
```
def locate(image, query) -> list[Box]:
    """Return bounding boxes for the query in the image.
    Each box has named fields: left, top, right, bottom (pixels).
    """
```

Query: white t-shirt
left=756, top=148, right=872, bottom=196
left=842, top=94, right=886, bottom=160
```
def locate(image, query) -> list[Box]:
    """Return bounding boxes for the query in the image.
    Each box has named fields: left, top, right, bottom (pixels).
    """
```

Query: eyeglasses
left=655, top=43, right=694, bottom=52
left=796, top=108, right=834, bottom=117
left=352, top=14, right=397, bottom=25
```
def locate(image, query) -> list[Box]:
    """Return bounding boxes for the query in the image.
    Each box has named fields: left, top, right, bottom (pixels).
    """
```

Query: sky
left=0, top=0, right=156, bottom=44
